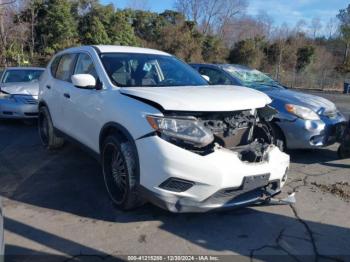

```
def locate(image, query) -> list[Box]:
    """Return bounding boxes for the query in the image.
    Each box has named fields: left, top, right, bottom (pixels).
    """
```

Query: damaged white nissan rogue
left=38, top=45, right=290, bottom=212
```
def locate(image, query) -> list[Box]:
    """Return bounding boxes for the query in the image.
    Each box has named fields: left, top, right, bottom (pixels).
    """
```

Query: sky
left=101, top=0, right=349, bottom=28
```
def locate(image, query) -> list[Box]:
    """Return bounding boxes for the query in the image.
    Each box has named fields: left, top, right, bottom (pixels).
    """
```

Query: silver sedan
left=0, top=67, right=45, bottom=119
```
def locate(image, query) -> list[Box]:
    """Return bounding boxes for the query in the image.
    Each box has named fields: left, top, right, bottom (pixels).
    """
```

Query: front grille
left=159, top=178, right=194, bottom=192
left=24, top=98, right=38, bottom=104
left=211, top=174, right=270, bottom=199
left=24, top=112, right=38, bottom=116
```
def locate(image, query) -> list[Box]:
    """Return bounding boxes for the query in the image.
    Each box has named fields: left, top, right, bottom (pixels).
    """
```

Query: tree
left=325, top=17, right=338, bottom=39
left=296, top=45, right=315, bottom=72
left=81, top=16, right=109, bottom=44
left=174, top=0, right=247, bottom=36
left=202, top=35, right=226, bottom=62
left=77, top=1, right=110, bottom=44
left=228, top=37, right=266, bottom=68
left=337, top=4, right=350, bottom=65
left=311, top=17, right=322, bottom=39
left=36, top=0, right=78, bottom=54
left=130, top=10, right=164, bottom=46
left=109, top=10, right=138, bottom=46
left=157, top=16, right=203, bottom=62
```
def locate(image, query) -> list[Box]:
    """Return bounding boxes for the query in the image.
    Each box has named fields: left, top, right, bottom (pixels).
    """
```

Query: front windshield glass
left=100, top=53, right=208, bottom=87
left=223, top=65, right=283, bottom=90
left=2, top=69, right=44, bottom=83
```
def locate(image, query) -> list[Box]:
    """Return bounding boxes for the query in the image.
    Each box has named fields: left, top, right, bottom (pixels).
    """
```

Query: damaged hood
left=0, top=81, right=39, bottom=96
left=264, top=88, right=337, bottom=114
left=120, top=85, right=271, bottom=112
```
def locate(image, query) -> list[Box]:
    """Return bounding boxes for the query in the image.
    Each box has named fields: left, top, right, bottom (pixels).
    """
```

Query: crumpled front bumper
left=140, top=180, right=282, bottom=213
left=136, top=136, right=290, bottom=213
left=0, top=96, right=38, bottom=119
left=277, top=113, right=347, bottom=149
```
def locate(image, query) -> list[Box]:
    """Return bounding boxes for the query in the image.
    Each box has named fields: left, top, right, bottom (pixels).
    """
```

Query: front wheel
left=102, top=136, right=142, bottom=210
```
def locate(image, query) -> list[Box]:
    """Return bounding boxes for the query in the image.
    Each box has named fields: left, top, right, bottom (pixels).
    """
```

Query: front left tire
left=102, top=135, right=142, bottom=210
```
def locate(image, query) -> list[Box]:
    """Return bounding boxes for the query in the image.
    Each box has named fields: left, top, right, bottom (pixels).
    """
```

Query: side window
left=199, top=67, right=231, bottom=85
left=55, top=54, right=77, bottom=82
left=74, top=53, right=98, bottom=79
left=50, top=56, right=61, bottom=77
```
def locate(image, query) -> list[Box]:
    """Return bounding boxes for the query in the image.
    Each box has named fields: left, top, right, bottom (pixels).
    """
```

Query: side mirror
left=71, top=74, right=96, bottom=89
left=201, top=75, right=210, bottom=82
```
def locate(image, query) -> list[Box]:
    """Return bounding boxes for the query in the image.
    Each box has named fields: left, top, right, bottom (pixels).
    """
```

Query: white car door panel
left=62, top=53, right=103, bottom=151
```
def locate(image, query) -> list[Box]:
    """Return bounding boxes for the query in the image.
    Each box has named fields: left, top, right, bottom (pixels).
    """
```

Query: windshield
left=223, top=66, right=283, bottom=90
left=100, top=53, right=208, bottom=87
left=2, top=69, right=44, bottom=83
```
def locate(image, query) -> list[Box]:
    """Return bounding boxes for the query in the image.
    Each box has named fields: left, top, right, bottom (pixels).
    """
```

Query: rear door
left=49, top=53, right=78, bottom=131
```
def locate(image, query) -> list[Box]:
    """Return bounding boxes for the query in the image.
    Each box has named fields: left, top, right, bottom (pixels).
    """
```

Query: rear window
left=2, top=69, right=44, bottom=83
left=50, top=56, right=61, bottom=77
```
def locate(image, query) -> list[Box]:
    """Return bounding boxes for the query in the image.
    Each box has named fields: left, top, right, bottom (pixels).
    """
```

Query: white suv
left=38, top=45, right=290, bottom=212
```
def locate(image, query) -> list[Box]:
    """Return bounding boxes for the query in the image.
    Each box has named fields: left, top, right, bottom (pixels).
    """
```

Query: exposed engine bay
left=164, top=106, right=278, bottom=162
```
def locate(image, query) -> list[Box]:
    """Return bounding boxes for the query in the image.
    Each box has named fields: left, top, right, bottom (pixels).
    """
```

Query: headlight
left=285, top=104, right=319, bottom=120
left=0, top=93, right=15, bottom=101
left=146, top=115, right=214, bottom=147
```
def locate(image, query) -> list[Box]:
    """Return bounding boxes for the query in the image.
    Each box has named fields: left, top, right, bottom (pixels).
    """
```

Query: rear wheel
left=38, top=106, right=64, bottom=149
left=102, top=136, right=142, bottom=210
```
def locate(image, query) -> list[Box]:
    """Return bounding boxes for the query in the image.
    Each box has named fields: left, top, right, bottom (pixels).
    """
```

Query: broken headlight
left=285, top=104, right=319, bottom=120
left=146, top=115, right=214, bottom=147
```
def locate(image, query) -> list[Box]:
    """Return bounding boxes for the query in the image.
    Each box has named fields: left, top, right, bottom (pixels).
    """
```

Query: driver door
left=62, top=53, right=103, bottom=151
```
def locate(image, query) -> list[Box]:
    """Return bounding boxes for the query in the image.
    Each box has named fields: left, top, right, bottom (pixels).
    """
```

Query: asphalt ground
left=0, top=91, right=350, bottom=261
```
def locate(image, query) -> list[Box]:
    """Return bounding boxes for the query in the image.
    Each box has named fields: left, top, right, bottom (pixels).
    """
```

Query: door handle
left=63, top=93, right=70, bottom=99
left=46, top=85, right=51, bottom=89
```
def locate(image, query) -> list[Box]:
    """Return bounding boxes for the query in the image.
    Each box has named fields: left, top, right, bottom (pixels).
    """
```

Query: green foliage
left=108, top=10, right=139, bottom=46
left=157, top=19, right=203, bottom=62
left=81, top=16, right=110, bottom=44
left=296, top=46, right=315, bottom=72
left=130, top=10, right=164, bottom=44
left=228, top=37, right=266, bottom=68
left=37, top=0, right=78, bottom=54
left=202, top=35, right=226, bottom=63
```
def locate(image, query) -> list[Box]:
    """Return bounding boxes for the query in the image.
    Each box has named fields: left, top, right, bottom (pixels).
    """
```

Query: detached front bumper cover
left=141, top=173, right=292, bottom=213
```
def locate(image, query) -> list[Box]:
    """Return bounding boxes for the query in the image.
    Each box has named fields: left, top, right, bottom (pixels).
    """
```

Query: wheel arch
left=99, top=122, right=140, bottom=182
left=270, top=120, right=287, bottom=149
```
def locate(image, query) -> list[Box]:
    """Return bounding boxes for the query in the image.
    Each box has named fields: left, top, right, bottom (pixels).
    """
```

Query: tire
left=38, top=106, right=64, bottom=150
left=102, top=136, right=142, bottom=210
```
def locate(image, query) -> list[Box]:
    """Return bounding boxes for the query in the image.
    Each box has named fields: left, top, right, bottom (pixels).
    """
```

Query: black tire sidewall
left=102, top=136, right=138, bottom=210
left=38, top=107, right=51, bottom=147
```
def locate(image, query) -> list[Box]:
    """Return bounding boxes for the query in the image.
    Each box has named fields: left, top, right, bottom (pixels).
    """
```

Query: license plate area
left=242, top=173, right=270, bottom=190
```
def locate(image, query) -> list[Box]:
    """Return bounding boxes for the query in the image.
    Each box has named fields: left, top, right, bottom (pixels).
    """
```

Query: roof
left=93, top=45, right=171, bottom=56
left=60, top=45, right=171, bottom=56
left=4, top=67, right=45, bottom=71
